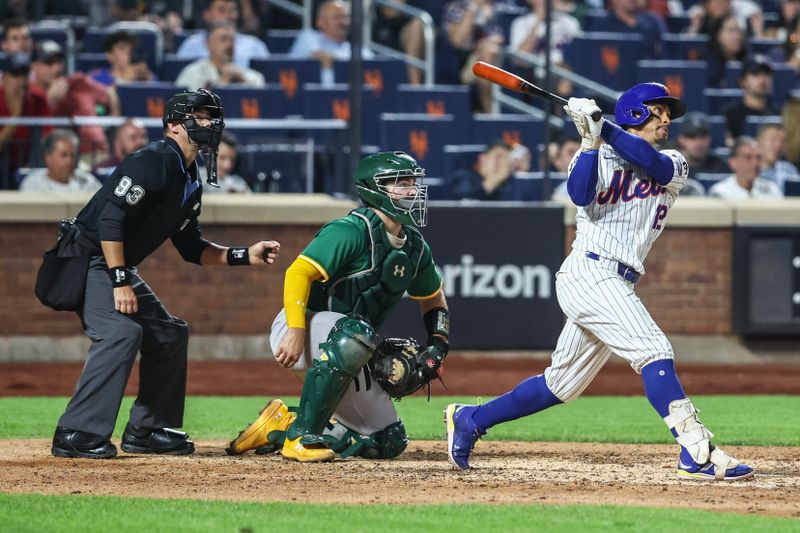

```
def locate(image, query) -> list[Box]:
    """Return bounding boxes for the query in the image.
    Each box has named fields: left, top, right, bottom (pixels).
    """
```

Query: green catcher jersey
left=300, top=208, right=442, bottom=329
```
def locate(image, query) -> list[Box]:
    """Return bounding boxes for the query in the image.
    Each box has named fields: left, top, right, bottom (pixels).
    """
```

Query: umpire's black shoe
left=51, top=426, right=117, bottom=459
left=121, top=424, right=195, bottom=455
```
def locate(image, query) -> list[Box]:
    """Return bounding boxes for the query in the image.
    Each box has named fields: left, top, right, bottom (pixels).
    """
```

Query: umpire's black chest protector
left=73, top=138, right=204, bottom=266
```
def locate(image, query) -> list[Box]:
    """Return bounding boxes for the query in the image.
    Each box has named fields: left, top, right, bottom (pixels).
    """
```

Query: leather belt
left=585, top=251, right=641, bottom=284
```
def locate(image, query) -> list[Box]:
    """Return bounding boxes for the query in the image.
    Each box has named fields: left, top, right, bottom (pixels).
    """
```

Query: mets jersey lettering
left=596, top=169, right=668, bottom=205
left=570, top=145, right=688, bottom=274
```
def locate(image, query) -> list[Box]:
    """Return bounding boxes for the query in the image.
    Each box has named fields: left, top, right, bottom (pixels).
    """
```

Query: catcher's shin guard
left=283, top=316, right=379, bottom=459
left=225, top=399, right=296, bottom=455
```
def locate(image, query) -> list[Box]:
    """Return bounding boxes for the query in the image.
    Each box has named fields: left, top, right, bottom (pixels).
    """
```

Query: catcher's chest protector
left=325, top=208, right=424, bottom=328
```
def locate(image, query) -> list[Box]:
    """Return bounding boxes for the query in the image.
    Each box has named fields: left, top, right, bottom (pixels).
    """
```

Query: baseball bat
left=472, top=61, right=602, bottom=121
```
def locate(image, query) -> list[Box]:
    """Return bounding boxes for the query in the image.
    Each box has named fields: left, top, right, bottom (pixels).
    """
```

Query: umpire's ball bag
left=34, top=223, right=91, bottom=312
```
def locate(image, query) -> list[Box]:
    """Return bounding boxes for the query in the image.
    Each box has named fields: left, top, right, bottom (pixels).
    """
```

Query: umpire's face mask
left=184, top=110, right=225, bottom=187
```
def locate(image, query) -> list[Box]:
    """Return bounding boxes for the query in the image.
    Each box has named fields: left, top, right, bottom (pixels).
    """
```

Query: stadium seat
left=665, top=15, right=691, bottom=33
left=302, top=83, right=382, bottom=143
left=82, top=25, right=163, bottom=71
left=661, top=33, right=707, bottom=61
left=704, top=88, right=743, bottom=115
left=396, top=85, right=470, bottom=130
left=265, top=29, right=300, bottom=54
left=443, top=144, right=484, bottom=179
left=334, top=58, right=407, bottom=104
left=695, top=172, right=728, bottom=194
left=563, top=33, right=645, bottom=90
left=75, top=53, right=108, bottom=74
left=116, top=82, right=182, bottom=118
left=725, top=63, right=798, bottom=106
left=171, top=31, right=192, bottom=51
left=511, top=172, right=566, bottom=202
left=214, top=85, right=291, bottom=119
left=785, top=180, right=800, bottom=197
left=742, top=115, right=783, bottom=137
left=471, top=114, right=544, bottom=151
left=30, top=23, right=76, bottom=72
left=673, top=114, right=727, bottom=148
left=237, top=142, right=313, bottom=193
left=379, top=113, right=457, bottom=179
left=161, top=55, right=193, bottom=82
left=251, top=57, right=320, bottom=98
left=636, top=60, right=707, bottom=114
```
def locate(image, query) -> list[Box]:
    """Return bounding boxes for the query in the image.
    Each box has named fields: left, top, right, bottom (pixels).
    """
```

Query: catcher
left=227, top=151, right=449, bottom=461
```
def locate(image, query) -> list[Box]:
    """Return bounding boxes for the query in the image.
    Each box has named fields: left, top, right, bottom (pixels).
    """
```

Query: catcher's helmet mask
left=163, top=89, right=225, bottom=187
left=614, top=82, right=686, bottom=130
left=355, top=151, right=429, bottom=227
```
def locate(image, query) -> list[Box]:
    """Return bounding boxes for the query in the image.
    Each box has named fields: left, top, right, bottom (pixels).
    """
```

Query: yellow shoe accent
left=225, top=399, right=291, bottom=455
left=281, top=436, right=335, bottom=463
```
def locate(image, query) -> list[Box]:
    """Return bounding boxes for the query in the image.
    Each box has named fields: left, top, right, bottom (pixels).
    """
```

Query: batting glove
left=565, top=97, right=602, bottom=152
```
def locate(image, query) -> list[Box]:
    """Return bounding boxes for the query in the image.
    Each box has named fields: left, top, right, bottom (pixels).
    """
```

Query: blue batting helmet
left=614, top=83, right=686, bottom=128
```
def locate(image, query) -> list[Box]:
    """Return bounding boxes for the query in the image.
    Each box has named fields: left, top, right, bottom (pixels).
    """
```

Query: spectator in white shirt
left=709, top=136, right=784, bottom=198
left=19, top=129, right=101, bottom=193
left=289, top=0, right=374, bottom=86
left=509, top=0, right=581, bottom=65
left=756, top=123, right=800, bottom=192
left=176, top=0, right=269, bottom=68
left=176, top=22, right=266, bottom=90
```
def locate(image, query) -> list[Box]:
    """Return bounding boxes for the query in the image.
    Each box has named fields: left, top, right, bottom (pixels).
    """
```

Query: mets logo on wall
left=409, top=130, right=428, bottom=160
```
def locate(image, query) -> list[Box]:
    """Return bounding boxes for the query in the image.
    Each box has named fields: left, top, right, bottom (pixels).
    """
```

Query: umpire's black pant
left=58, top=257, right=189, bottom=439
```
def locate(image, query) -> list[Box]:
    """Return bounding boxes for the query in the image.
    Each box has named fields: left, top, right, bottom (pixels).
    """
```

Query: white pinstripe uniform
left=544, top=143, right=689, bottom=402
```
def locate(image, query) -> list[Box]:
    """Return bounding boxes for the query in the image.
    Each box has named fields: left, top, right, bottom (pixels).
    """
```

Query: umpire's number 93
left=114, top=176, right=146, bottom=206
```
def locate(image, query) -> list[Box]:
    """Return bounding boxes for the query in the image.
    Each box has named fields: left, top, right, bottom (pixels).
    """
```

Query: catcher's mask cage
left=163, top=88, right=225, bottom=187
left=355, top=151, right=429, bottom=228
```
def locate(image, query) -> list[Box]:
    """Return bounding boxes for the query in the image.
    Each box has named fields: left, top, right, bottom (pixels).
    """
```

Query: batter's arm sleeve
left=171, top=216, right=211, bottom=265
left=566, top=150, right=600, bottom=207
left=601, top=121, right=674, bottom=184
left=284, top=257, right=325, bottom=328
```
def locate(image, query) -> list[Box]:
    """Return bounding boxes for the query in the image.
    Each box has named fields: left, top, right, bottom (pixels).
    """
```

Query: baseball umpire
left=42, top=88, right=280, bottom=459
left=226, top=151, right=449, bottom=462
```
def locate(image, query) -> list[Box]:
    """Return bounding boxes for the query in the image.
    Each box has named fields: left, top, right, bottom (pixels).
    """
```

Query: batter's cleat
left=225, top=399, right=296, bottom=456
left=121, top=425, right=195, bottom=455
left=51, top=426, right=117, bottom=459
left=676, top=445, right=754, bottom=481
left=444, top=404, right=485, bottom=470
left=281, top=434, right=335, bottom=463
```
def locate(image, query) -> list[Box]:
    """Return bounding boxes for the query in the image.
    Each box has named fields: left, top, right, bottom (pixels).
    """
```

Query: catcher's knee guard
left=324, top=420, right=409, bottom=459
left=287, top=316, right=379, bottom=440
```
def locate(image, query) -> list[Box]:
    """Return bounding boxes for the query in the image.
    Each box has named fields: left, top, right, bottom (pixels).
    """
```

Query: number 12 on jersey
left=652, top=205, right=669, bottom=230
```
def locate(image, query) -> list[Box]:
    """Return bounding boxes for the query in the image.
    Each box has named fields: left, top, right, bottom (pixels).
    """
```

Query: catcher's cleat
left=676, top=445, right=754, bottom=481
left=51, top=426, right=117, bottom=459
left=444, top=403, right=485, bottom=470
left=281, top=435, right=335, bottom=463
left=225, top=399, right=295, bottom=456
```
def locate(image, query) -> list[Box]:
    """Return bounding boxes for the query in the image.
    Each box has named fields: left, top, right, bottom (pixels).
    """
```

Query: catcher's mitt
left=369, top=337, right=441, bottom=399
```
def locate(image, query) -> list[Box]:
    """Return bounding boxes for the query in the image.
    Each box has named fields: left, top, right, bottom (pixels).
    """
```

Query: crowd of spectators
left=1, top=0, right=800, bottom=200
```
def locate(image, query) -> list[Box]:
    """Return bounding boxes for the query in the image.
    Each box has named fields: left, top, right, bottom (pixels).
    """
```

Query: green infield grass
left=0, top=395, right=797, bottom=445
left=0, top=493, right=798, bottom=533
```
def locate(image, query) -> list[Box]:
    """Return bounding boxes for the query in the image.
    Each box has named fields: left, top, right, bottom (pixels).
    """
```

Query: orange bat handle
left=472, top=61, right=602, bottom=122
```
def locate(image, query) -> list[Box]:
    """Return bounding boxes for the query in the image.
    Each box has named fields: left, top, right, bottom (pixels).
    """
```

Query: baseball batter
left=446, top=83, right=754, bottom=481
left=227, top=151, right=450, bottom=462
